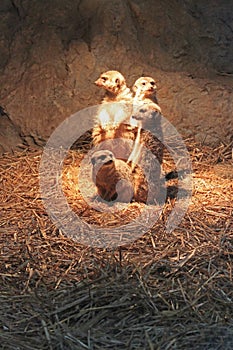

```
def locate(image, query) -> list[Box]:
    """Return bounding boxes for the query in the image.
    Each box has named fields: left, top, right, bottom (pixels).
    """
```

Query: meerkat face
left=133, top=77, right=157, bottom=98
left=95, top=70, right=126, bottom=94
left=130, top=108, right=159, bottom=129
left=91, top=150, right=115, bottom=168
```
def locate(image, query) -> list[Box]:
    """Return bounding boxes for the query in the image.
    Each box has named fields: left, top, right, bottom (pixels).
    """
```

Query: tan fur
left=129, top=108, right=164, bottom=164
left=94, top=70, right=133, bottom=131
left=91, top=150, right=149, bottom=203
left=127, top=76, right=164, bottom=203
left=128, top=76, right=163, bottom=166
left=129, top=76, right=164, bottom=165
left=91, top=74, right=164, bottom=204
left=132, top=76, right=161, bottom=112
left=95, top=70, right=132, bottom=103
left=91, top=150, right=134, bottom=202
left=92, top=70, right=135, bottom=160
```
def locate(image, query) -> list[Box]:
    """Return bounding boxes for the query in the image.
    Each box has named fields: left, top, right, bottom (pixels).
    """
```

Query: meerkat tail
left=153, top=102, right=161, bottom=113
left=127, top=126, right=143, bottom=171
left=128, top=87, right=143, bottom=162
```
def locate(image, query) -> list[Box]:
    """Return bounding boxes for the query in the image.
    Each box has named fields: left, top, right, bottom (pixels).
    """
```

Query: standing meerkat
left=92, top=70, right=135, bottom=160
left=128, top=76, right=164, bottom=165
left=129, top=108, right=164, bottom=165
left=93, top=70, right=132, bottom=130
left=127, top=76, right=164, bottom=203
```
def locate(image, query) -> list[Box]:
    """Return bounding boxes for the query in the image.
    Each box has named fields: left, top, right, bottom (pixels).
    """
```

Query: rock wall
left=0, top=0, right=232, bottom=153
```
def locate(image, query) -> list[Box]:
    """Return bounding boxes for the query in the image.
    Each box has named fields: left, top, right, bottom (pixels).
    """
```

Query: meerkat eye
left=150, top=81, right=155, bottom=86
left=115, top=78, right=120, bottom=84
left=101, top=76, right=107, bottom=81
left=139, top=108, right=146, bottom=113
left=99, top=155, right=106, bottom=161
left=151, top=111, right=157, bottom=118
left=142, top=82, right=146, bottom=86
left=91, top=158, right=96, bottom=165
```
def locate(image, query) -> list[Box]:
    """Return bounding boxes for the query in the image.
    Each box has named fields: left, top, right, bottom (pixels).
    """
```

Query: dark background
left=0, top=0, right=232, bottom=153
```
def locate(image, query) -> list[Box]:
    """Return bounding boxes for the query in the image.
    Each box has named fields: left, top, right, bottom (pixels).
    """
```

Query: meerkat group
left=91, top=70, right=164, bottom=204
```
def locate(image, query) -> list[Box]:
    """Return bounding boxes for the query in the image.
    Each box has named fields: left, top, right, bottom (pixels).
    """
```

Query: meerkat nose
left=94, top=79, right=101, bottom=86
left=105, top=159, right=114, bottom=165
left=132, top=115, right=143, bottom=120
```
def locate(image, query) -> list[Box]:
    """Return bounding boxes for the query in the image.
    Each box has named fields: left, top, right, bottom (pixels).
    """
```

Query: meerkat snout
left=91, top=150, right=114, bottom=167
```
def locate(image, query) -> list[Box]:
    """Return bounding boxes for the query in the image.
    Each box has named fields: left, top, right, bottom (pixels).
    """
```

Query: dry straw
left=0, top=138, right=232, bottom=349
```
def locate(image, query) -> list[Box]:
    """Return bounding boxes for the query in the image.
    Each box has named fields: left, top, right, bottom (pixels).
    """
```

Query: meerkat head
left=91, top=150, right=115, bottom=168
left=133, top=77, right=157, bottom=98
left=95, top=70, right=127, bottom=95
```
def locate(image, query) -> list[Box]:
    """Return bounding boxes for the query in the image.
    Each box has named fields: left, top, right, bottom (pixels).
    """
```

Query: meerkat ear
left=132, top=84, right=137, bottom=92
left=151, top=110, right=161, bottom=119
left=121, top=76, right=126, bottom=85
left=115, top=78, right=123, bottom=88
left=116, top=75, right=126, bottom=88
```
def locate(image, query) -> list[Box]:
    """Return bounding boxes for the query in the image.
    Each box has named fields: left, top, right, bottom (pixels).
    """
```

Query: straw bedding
left=0, top=139, right=233, bottom=349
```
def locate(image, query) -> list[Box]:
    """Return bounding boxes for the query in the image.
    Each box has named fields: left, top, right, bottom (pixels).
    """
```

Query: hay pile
left=0, top=139, right=233, bottom=349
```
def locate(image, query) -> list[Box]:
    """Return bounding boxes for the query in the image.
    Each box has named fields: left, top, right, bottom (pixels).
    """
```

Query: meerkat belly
left=93, top=106, right=137, bottom=161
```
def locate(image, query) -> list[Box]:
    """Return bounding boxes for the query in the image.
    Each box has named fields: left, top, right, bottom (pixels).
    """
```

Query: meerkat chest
left=94, top=165, right=116, bottom=187
left=93, top=158, right=135, bottom=203
left=95, top=159, right=132, bottom=182
left=97, top=101, right=132, bottom=129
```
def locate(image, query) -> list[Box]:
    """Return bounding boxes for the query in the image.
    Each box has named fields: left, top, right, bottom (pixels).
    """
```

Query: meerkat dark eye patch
left=101, top=76, right=107, bottom=81
left=115, top=78, right=120, bottom=84
left=150, top=81, right=155, bottom=86
left=151, top=111, right=160, bottom=119
left=91, top=158, right=96, bottom=165
left=142, top=82, right=146, bottom=85
left=139, top=108, right=147, bottom=113
left=99, top=155, right=107, bottom=161
left=132, top=114, right=143, bottom=120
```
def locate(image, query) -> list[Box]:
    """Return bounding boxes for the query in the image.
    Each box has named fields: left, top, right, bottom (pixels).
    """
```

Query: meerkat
left=91, top=150, right=134, bottom=203
left=91, top=150, right=148, bottom=204
left=128, top=108, right=164, bottom=165
left=132, top=76, right=161, bottom=112
left=128, top=76, right=164, bottom=166
left=93, top=70, right=132, bottom=130
left=92, top=70, right=135, bottom=160
left=95, top=70, right=132, bottom=104
left=127, top=76, right=165, bottom=203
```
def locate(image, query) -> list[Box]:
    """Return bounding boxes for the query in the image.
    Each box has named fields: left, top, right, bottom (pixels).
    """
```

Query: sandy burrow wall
left=0, top=0, right=232, bottom=152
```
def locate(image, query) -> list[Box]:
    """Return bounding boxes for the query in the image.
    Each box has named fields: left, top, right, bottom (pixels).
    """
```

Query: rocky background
left=0, top=0, right=232, bottom=153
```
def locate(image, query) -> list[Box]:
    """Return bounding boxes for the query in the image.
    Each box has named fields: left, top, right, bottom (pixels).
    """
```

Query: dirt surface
left=0, top=139, right=232, bottom=349
left=0, top=0, right=232, bottom=153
